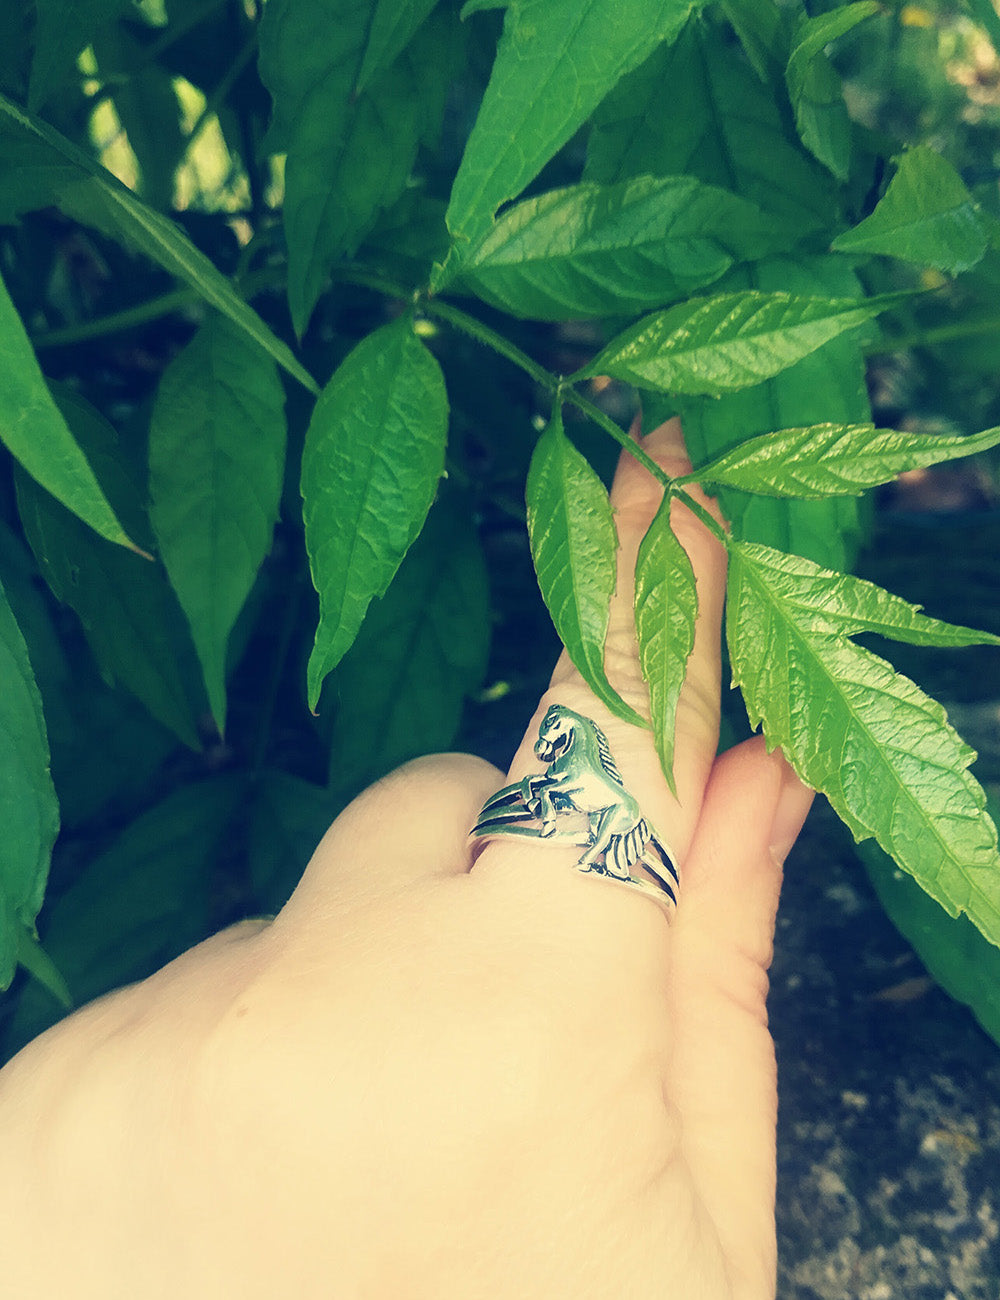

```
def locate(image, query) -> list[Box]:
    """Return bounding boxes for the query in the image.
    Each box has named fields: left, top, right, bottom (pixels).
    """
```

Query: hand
left=0, top=418, right=813, bottom=1300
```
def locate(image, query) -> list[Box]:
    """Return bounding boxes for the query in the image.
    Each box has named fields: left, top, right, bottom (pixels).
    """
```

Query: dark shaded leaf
left=328, top=492, right=490, bottom=794
left=149, top=314, right=287, bottom=734
left=0, top=577, right=59, bottom=989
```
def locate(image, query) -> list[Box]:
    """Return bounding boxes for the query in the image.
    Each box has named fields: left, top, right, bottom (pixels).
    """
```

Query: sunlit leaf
left=443, top=0, right=701, bottom=255
left=689, top=422, right=1000, bottom=497
left=579, top=290, right=900, bottom=396
left=634, top=497, right=698, bottom=793
left=526, top=410, right=645, bottom=727
left=727, top=540, right=1000, bottom=947
left=457, top=174, right=794, bottom=318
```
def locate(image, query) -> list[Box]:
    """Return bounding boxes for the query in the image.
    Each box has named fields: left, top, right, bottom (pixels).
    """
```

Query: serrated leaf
left=260, top=0, right=455, bottom=334
left=526, top=410, right=645, bottom=728
left=719, top=0, right=788, bottom=82
left=15, top=396, right=204, bottom=750
left=456, top=174, right=794, bottom=318
left=732, top=542, right=1000, bottom=648
left=634, top=496, right=698, bottom=794
left=443, top=0, right=700, bottom=254
left=0, top=93, right=318, bottom=394
left=0, top=577, right=59, bottom=989
left=832, top=146, right=989, bottom=275
left=328, top=493, right=490, bottom=794
left=689, top=422, right=1000, bottom=497
left=585, top=18, right=835, bottom=236
left=785, top=2, right=878, bottom=179
left=303, top=317, right=448, bottom=711
left=727, top=540, right=1000, bottom=947
left=3, top=776, right=245, bottom=1057
left=579, top=290, right=900, bottom=396
left=149, top=314, right=287, bottom=735
left=0, top=269, right=138, bottom=552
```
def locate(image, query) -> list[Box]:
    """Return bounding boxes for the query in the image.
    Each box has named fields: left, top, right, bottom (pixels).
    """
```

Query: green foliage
left=1, top=0, right=1000, bottom=1059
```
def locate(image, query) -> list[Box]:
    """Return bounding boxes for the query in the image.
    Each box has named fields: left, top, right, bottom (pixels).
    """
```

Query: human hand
left=0, top=418, right=813, bottom=1299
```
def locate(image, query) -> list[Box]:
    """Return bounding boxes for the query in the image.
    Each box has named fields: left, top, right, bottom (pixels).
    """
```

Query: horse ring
left=470, top=704, right=679, bottom=917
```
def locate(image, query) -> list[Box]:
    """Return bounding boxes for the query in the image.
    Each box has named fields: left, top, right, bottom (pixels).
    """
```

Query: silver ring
left=471, top=704, right=679, bottom=917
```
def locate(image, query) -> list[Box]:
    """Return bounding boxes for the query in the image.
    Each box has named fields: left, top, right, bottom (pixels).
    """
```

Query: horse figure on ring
left=473, top=704, right=679, bottom=904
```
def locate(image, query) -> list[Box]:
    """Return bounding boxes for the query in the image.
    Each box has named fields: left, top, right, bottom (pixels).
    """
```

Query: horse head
left=533, top=704, right=584, bottom=765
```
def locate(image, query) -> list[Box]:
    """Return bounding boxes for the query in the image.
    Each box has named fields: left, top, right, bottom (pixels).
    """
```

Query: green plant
left=2, top=0, right=1000, bottom=1057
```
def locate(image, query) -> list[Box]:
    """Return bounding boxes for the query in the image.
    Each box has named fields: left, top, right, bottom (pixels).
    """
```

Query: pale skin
left=0, top=418, right=814, bottom=1299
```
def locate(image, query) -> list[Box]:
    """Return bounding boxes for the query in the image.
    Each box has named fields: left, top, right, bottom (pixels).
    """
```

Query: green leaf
left=0, top=92, right=318, bottom=394
left=634, top=497, right=697, bottom=794
left=0, top=268, right=139, bottom=552
left=857, top=826, right=1000, bottom=1048
left=579, top=290, right=900, bottom=397
left=328, top=492, right=490, bottom=795
left=3, top=776, right=245, bottom=1058
left=16, top=925, right=71, bottom=1009
left=93, top=23, right=186, bottom=210
left=260, top=0, right=456, bottom=333
left=249, top=771, right=341, bottom=917
left=690, top=422, right=1000, bottom=498
left=668, top=256, right=872, bottom=572
left=0, top=576, right=59, bottom=989
left=356, top=0, right=440, bottom=92
left=526, top=410, right=645, bottom=728
left=785, top=2, right=878, bottom=180
left=731, top=543, right=1000, bottom=649
left=15, top=395, right=204, bottom=750
left=149, top=315, right=287, bottom=735
left=29, top=0, right=133, bottom=110
left=832, top=146, right=989, bottom=275
left=719, top=0, right=788, bottom=82
left=727, top=540, right=1000, bottom=947
left=303, top=317, right=448, bottom=711
left=456, top=174, right=795, bottom=318
left=585, top=18, right=835, bottom=236
left=443, top=0, right=700, bottom=253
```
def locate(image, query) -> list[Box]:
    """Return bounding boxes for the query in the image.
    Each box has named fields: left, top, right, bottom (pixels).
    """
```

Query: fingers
left=477, top=416, right=727, bottom=898
left=277, top=754, right=503, bottom=924
left=665, top=737, right=814, bottom=1296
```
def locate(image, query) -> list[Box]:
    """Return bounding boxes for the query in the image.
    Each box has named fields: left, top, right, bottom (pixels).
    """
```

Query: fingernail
left=768, top=767, right=815, bottom=864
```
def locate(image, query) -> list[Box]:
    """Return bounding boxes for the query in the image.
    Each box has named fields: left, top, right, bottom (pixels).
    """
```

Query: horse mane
left=586, top=716, right=625, bottom=787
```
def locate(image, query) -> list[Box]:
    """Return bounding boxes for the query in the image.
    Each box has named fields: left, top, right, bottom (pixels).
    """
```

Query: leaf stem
left=31, top=266, right=284, bottom=348
left=331, top=273, right=731, bottom=544
left=870, top=315, right=1000, bottom=354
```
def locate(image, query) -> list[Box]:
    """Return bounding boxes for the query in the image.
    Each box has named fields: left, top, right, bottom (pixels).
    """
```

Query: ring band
left=470, top=704, right=679, bottom=917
